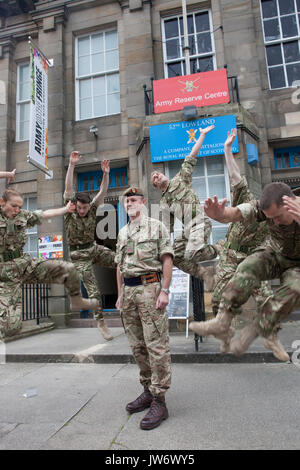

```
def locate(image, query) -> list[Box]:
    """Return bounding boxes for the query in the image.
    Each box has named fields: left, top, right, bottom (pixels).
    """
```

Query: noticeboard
left=166, top=267, right=190, bottom=337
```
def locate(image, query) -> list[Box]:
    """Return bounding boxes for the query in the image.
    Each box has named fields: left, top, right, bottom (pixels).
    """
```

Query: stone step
left=68, top=316, right=122, bottom=328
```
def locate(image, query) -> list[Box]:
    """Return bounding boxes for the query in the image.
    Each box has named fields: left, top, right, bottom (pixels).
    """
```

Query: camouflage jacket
left=0, top=207, right=43, bottom=253
left=159, top=154, right=210, bottom=234
left=64, top=192, right=98, bottom=246
left=115, top=215, right=174, bottom=277
left=224, top=177, right=269, bottom=257
left=237, top=201, right=300, bottom=260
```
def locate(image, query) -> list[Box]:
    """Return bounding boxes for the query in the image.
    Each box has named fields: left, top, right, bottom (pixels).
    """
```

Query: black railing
left=143, top=75, right=240, bottom=115
left=22, top=284, right=50, bottom=325
left=191, top=277, right=206, bottom=352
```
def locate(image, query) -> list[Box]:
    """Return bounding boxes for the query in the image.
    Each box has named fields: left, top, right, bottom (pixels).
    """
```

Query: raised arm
left=0, top=169, right=16, bottom=184
left=204, top=195, right=243, bottom=223
left=189, top=125, right=215, bottom=159
left=42, top=200, right=75, bottom=219
left=65, top=151, right=81, bottom=198
left=93, top=160, right=110, bottom=207
left=224, top=129, right=241, bottom=185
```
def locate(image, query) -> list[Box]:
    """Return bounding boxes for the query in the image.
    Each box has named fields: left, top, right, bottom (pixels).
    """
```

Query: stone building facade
left=0, top=0, right=299, bottom=318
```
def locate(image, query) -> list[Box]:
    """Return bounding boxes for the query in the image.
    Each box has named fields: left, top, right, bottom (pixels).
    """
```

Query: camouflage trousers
left=212, top=252, right=273, bottom=316
left=173, top=222, right=216, bottom=278
left=221, top=248, right=300, bottom=337
left=70, top=244, right=116, bottom=320
left=0, top=255, right=82, bottom=339
left=120, top=282, right=171, bottom=398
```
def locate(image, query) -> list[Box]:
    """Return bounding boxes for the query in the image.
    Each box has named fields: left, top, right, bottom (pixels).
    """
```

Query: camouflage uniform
left=115, top=214, right=174, bottom=398
left=64, top=192, right=116, bottom=320
left=0, top=207, right=82, bottom=339
left=212, top=177, right=272, bottom=316
left=221, top=201, right=300, bottom=337
left=159, top=154, right=216, bottom=277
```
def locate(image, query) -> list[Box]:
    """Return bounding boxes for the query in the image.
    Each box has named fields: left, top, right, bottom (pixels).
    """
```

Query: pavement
left=2, top=319, right=300, bottom=364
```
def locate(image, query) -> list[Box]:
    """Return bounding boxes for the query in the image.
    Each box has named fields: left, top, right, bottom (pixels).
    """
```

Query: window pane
left=266, top=44, right=283, bottom=65
left=167, top=62, right=182, bottom=77
left=197, top=32, right=212, bottom=53
left=298, top=0, right=300, bottom=12
left=28, top=197, right=37, bottom=211
left=195, top=12, right=210, bottom=32
left=106, top=50, right=119, bottom=70
left=212, top=226, right=228, bottom=244
left=168, top=160, right=181, bottom=179
left=78, top=37, right=90, bottom=56
left=80, top=98, right=92, bottom=119
left=79, top=79, right=91, bottom=99
left=293, top=151, right=300, bottom=166
left=107, top=93, right=120, bottom=114
left=278, top=0, right=295, bottom=15
left=93, top=76, right=105, bottom=96
left=283, top=41, right=300, bottom=63
left=78, top=55, right=90, bottom=76
left=20, top=102, right=30, bottom=121
left=166, top=38, right=181, bottom=59
left=29, top=235, right=37, bottom=252
left=94, top=95, right=106, bottom=116
left=197, top=56, right=214, bottom=72
left=208, top=176, right=226, bottom=199
left=269, top=65, right=286, bottom=88
left=192, top=177, right=207, bottom=201
left=179, top=15, right=195, bottom=35
left=19, top=64, right=29, bottom=83
left=194, top=158, right=205, bottom=176
left=91, top=33, right=103, bottom=53
left=207, top=156, right=224, bottom=175
left=106, top=30, right=118, bottom=50
left=91, top=52, right=104, bottom=73
left=19, top=120, right=29, bottom=141
left=281, top=15, right=298, bottom=38
left=165, top=18, right=179, bottom=39
left=261, top=0, right=278, bottom=19
left=107, top=73, right=120, bottom=93
left=286, top=63, right=300, bottom=86
left=188, top=35, right=196, bottom=55
left=263, top=18, right=280, bottom=41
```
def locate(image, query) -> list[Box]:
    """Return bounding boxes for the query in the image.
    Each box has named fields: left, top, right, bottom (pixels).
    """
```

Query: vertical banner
left=28, top=43, right=49, bottom=173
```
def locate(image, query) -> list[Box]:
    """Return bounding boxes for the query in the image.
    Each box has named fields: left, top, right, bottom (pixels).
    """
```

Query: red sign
left=153, top=69, right=230, bottom=114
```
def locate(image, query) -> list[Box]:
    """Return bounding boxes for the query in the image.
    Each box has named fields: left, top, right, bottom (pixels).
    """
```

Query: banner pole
left=27, top=156, right=53, bottom=179
left=28, top=36, right=53, bottom=67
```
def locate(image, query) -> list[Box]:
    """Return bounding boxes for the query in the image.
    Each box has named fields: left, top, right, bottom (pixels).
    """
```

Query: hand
left=7, top=169, right=16, bottom=184
left=224, top=129, right=237, bottom=148
left=204, top=195, right=227, bottom=220
left=66, top=201, right=76, bottom=213
left=199, top=125, right=215, bottom=135
left=101, top=159, right=110, bottom=174
left=156, top=291, right=169, bottom=310
left=69, top=151, right=81, bottom=166
left=283, top=196, right=300, bottom=224
left=115, top=295, right=122, bottom=310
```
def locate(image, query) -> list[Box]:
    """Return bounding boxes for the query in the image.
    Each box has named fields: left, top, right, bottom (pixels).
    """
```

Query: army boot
left=69, top=296, right=99, bottom=312
left=230, top=322, right=259, bottom=356
left=140, top=396, right=169, bottom=430
left=189, top=303, right=233, bottom=338
left=97, top=318, right=114, bottom=341
left=264, top=332, right=290, bottom=362
left=126, top=388, right=153, bottom=414
left=215, top=327, right=235, bottom=355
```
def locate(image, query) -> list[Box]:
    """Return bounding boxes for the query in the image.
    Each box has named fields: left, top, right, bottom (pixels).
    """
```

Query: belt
left=124, top=272, right=161, bottom=287
left=225, top=240, right=253, bottom=255
left=69, top=242, right=94, bottom=252
left=0, top=249, right=22, bottom=262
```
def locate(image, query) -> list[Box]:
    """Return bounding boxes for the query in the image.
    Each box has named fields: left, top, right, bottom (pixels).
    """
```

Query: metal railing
left=22, top=284, right=50, bottom=325
left=143, top=74, right=240, bottom=115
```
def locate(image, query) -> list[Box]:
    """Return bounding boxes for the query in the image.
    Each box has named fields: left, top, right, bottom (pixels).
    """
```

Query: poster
left=167, top=267, right=190, bottom=338
left=38, top=235, right=63, bottom=260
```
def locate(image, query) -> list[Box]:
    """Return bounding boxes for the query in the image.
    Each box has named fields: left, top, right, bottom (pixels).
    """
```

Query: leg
left=184, top=219, right=218, bottom=262
left=93, top=244, right=116, bottom=269
left=0, top=281, right=22, bottom=339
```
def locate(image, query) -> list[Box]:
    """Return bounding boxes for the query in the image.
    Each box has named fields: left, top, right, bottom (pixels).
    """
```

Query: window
left=274, top=146, right=300, bottom=168
left=16, top=63, right=30, bottom=141
left=261, top=0, right=300, bottom=89
left=167, top=156, right=230, bottom=243
left=75, top=30, right=120, bottom=120
left=23, top=196, right=38, bottom=258
left=162, top=10, right=216, bottom=78
left=77, top=167, right=128, bottom=192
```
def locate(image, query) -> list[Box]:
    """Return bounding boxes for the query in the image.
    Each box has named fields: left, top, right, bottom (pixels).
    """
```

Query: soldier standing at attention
left=64, top=151, right=116, bottom=341
left=151, top=125, right=219, bottom=291
left=0, top=175, right=99, bottom=339
left=115, top=187, right=174, bottom=431
left=207, top=130, right=288, bottom=360
left=190, top=181, right=300, bottom=360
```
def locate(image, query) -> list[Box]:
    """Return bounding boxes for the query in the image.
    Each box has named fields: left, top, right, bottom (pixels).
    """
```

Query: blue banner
left=150, top=114, right=239, bottom=163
